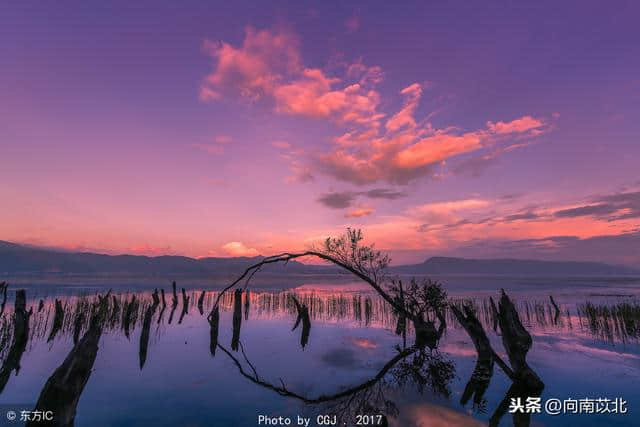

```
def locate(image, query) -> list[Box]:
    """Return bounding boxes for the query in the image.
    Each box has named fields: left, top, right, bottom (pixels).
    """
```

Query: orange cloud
left=385, top=83, right=422, bottom=131
left=221, top=241, right=259, bottom=257
left=393, top=132, right=484, bottom=169
left=317, top=111, right=548, bottom=185
left=345, top=207, right=374, bottom=218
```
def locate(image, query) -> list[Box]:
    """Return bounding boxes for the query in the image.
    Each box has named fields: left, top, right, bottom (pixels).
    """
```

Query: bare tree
left=210, top=228, right=445, bottom=348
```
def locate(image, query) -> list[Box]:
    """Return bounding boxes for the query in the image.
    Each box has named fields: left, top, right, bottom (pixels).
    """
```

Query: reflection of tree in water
left=218, top=340, right=455, bottom=426
left=206, top=229, right=546, bottom=427
left=203, top=230, right=460, bottom=425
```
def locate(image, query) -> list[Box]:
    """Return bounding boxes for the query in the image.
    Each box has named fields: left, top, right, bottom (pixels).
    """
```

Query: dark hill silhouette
left=1, top=241, right=638, bottom=277
left=390, top=256, right=639, bottom=276
left=0, top=240, right=326, bottom=276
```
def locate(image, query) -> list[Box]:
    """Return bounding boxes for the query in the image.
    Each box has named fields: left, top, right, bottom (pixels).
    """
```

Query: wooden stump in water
left=123, top=295, right=138, bottom=339
left=197, top=290, right=205, bottom=316
left=171, top=281, right=178, bottom=308
left=109, top=295, right=120, bottom=326
left=208, top=306, right=220, bottom=356
left=549, top=295, right=560, bottom=325
left=72, top=309, right=86, bottom=345
left=139, top=293, right=160, bottom=369
left=291, top=295, right=311, bottom=349
left=0, top=290, right=32, bottom=394
left=497, top=289, right=544, bottom=391
left=178, top=288, right=189, bottom=324
left=231, top=289, right=243, bottom=351
left=451, top=304, right=495, bottom=408
left=244, top=291, right=250, bottom=321
left=168, top=302, right=177, bottom=324
left=47, top=299, right=65, bottom=343
left=29, top=293, right=110, bottom=427
left=489, top=296, right=499, bottom=332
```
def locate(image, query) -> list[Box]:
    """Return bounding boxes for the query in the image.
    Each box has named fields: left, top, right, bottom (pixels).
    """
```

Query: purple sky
left=1, top=1, right=639, bottom=265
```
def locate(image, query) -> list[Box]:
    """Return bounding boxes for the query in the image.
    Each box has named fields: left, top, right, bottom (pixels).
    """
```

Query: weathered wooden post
left=47, top=299, right=65, bottom=343
left=231, top=289, right=243, bottom=351
left=0, top=290, right=33, bottom=394
left=291, top=295, right=311, bottom=349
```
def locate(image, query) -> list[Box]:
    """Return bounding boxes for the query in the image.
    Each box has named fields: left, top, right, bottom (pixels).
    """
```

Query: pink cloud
left=201, top=27, right=551, bottom=186
left=286, top=165, right=315, bottom=183
left=385, top=83, right=423, bottom=131
left=347, top=61, right=384, bottom=86
left=273, top=69, right=383, bottom=126
left=408, top=198, right=490, bottom=224
left=201, top=26, right=301, bottom=101
left=201, top=27, right=385, bottom=128
left=487, top=115, right=544, bottom=134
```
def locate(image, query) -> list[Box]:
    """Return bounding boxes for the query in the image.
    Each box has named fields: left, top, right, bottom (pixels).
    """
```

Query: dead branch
left=291, top=295, right=311, bottom=348
left=210, top=250, right=408, bottom=321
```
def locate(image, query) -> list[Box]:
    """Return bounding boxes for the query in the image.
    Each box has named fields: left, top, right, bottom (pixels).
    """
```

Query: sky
left=1, top=1, right=639, bottom=265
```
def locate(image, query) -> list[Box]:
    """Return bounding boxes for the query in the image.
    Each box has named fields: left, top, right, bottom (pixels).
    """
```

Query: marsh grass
left=0, top=290, right=637, bottom=358
left=577, top=301, right=640, bottom=344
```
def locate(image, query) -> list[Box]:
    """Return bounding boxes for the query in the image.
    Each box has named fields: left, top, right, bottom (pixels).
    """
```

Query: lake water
left=0, top=275, right=639, bottom=426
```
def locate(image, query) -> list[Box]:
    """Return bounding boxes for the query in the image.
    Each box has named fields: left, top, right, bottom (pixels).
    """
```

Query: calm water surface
left=0, top=276, right=639, bottom=426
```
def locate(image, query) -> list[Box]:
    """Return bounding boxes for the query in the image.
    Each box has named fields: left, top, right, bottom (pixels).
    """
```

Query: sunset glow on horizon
left=1, top=2, right=639, bottom=265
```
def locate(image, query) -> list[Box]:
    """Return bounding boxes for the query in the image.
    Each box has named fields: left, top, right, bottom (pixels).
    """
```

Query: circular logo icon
left=6, top=410, right=17, bottom=421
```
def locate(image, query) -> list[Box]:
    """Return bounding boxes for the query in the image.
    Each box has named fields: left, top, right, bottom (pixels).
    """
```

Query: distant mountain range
left=390, top=256, right=640, bottom=276
left=0, top=240, right=324, bottom=277
left=1, top=240, right=638, bottom=277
